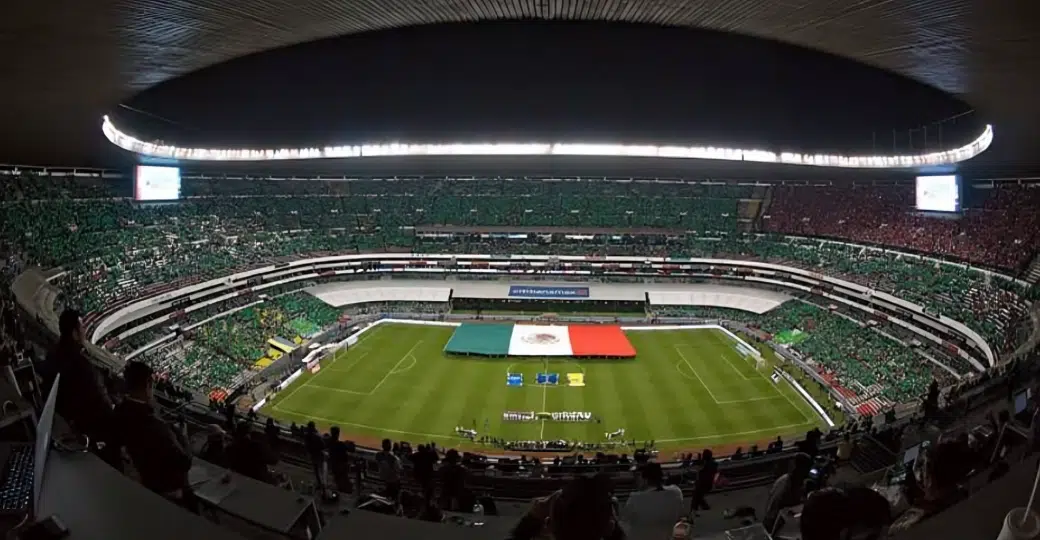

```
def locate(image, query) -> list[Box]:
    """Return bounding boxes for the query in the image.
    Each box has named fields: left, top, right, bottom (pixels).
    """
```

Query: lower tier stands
left=658, top=302, right=950, bottom=402
left=121, top=297, right=449, bottom=396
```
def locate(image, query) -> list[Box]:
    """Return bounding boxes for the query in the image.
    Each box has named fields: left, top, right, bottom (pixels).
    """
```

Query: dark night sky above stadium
left=117, top=21, right=978, bottom=157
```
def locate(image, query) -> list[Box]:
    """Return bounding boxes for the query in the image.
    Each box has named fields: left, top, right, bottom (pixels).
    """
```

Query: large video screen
left=915, top=175, right=960, bottom=213
left=135, top=165, right=181, bottom=201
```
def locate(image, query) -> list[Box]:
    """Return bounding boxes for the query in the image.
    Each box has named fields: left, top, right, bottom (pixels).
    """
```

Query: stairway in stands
left=736, top=199, right=760, bottom=233
left=1023, top=251, right=1040, bottom=284
left=752, top=185, right=773, bottom=230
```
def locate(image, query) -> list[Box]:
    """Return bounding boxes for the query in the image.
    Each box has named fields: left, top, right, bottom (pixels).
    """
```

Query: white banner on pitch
left=508, top=325, right=574, bottom=356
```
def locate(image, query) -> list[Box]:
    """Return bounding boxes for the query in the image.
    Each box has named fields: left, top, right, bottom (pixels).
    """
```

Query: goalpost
left=734, top=341, right=766, bottom=370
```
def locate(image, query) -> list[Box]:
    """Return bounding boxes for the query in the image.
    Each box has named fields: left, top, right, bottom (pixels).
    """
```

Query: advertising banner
left=508, top=286, right=590, bottom=298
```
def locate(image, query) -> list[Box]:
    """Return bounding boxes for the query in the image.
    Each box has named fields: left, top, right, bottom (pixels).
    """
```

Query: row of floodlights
left=102, top=116, right=993, bottom=169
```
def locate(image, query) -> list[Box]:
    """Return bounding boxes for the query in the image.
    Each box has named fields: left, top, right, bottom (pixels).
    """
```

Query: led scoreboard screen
left=135, top=165, right=182, bottom=201
left=915, top=175, right=960, bottom=213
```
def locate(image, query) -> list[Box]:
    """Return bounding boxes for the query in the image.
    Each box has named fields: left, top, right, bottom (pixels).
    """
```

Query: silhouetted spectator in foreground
left=622, top=463, right=683, bottom=538
left=227, top=421, right=276, bottom=484
left=801, top=487, right=892, bottom=540
left=439, top=449, right=467, bottom=511
left=836, top=433, right=853, bottom=462
left=412, top=444, right=437, bottom=499
left=763, top=453, right=813, bottom=533
left=44, top=309, right=118, bottom=467
left=112, top=361, right=194, bottom=510
left=508, top=474, right=623, bottom=540
left=376, top=438, right=403, bottom=501
left=264, top=417, right=280, bottom=455
left=691, top=448, right=717, bottom=512
left=890, top=440, right=970, bottom=532
left=199, top=424, right=228, bottom=467
left=304, top=421, right=326, bottom=490
left=326, top=426, right=352, bottom=494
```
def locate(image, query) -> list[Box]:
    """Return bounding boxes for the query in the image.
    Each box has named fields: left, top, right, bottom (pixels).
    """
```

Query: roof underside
left=3, top=0, right=1038, bottom=173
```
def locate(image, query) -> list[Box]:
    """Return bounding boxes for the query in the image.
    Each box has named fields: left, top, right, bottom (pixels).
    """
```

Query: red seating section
left=764, top=184, right=1040, bottom=271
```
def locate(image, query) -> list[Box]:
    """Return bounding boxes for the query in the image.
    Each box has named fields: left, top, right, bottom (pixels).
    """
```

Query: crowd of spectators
left=655, top=302, right=955, bottom=402
left=3, top=174, right=1028, bottom=440
left=115, top=296, right=448, bottom=398
left=1, top=173, right=1030, bottom=357
left=764, top=184, right=1040, bottom=272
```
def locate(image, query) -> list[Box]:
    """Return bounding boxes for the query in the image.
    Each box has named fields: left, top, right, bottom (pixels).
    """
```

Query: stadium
left=3, top=5, right=1040, bottom=540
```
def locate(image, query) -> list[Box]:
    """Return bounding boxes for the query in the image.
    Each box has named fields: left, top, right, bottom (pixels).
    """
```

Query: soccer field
left=261, top=322, right=826, bottom=452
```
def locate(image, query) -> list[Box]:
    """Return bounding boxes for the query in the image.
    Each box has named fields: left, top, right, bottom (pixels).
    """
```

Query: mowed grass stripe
left=705, top=329, right=761, bottom=381
left=303, top=327, right=430, bottom=426
left=451, top=355, right=502, bottom=435
left=630, top=334, right=719, bottom=441
left=706, top=329, right=819, bottom=424
left=477, top=359, right=514, bottom=437
left=494, top=357, right=541, bottom=440
left=608, top=353, right=662, bottom=443
left=555, top=358, right=600, bottom=442
left=675, top=333, right=762, bottom=401
left=334, top=331, right=418, bottom=394
left=704, top=329, right=817, bottom=428
left=682, top=335, right=783, bottom=431
left=655, top=334, right=740, bottom=441
left=590, top=357, right=625, bottom=440
left=384, top=329, right=458, bottom=438
left=269, top=325, right=435, bottom=432
left=635, top=332, right=735, bottom=441
left=692, top=330, right=809, bottom=430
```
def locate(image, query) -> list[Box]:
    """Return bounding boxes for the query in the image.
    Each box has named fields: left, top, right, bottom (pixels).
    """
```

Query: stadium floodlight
left=101, top=116, right=993, bottom=169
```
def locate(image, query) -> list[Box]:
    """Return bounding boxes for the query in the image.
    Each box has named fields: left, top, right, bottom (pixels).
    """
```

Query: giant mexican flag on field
left=444, top=323, right=636, bottom=357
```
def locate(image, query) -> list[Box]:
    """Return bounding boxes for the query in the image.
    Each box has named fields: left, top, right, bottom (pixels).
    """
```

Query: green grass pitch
left=261, top=322, right=827, bottom=452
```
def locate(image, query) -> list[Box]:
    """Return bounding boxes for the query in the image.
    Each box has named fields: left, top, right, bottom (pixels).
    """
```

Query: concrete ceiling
left=3, top=0, right=1037, bottom=174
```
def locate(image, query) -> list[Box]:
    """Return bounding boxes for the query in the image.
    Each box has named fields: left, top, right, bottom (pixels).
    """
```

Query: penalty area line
left=673, top=346, right=722, bottom=403
left=366, top=340, right=424, bottom=395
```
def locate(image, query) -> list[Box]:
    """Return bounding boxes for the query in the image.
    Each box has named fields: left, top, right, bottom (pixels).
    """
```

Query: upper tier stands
left=1, top=172, right=1034, bottom=399
left=764, top=184, right=1040, bottom=272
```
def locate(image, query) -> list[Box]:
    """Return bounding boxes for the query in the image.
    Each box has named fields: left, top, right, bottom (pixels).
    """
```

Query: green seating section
left=194, top=292, right=340, bottom=364
left=118, top=291, right=345, bottom=393
left=653, top=302, right=952, bottom=401
left=674, top=236, right=1030, bottom=352
left=752, top=303, right=931, bottom=401
left=136, top=343, right=243, bottom=393
left=0, top=178, right=747, bottom=313
left=653, top=306, right=751, bottom=319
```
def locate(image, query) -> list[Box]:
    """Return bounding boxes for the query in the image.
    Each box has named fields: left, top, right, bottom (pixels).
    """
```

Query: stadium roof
left=3, top=0, right=1037, bottom=174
